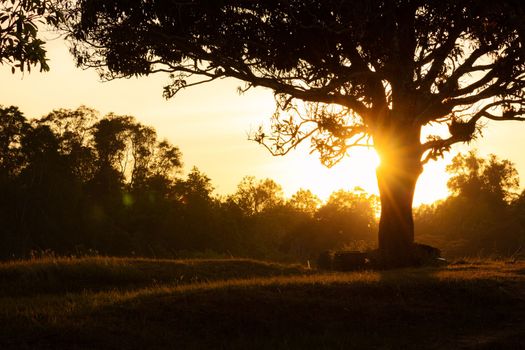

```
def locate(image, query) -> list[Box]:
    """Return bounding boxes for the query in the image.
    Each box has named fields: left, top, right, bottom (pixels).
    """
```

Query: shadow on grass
left=3, top=264, right=525, bottom=349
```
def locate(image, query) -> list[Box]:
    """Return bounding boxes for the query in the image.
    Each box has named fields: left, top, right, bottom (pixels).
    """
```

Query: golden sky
left=1, top=37, right=524, bottom=204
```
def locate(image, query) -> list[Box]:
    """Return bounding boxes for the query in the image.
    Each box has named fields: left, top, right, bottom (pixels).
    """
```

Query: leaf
left=26, top=22, right=38, bottom=37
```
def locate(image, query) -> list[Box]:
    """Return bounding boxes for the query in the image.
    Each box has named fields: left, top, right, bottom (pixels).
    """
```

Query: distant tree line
left=0, top=106, right=378, bottom=261
left=1, top=105, right=524, bottom=261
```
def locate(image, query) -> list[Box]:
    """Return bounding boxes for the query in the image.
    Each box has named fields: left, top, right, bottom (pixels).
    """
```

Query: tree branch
left=418, top=27, right=463, bottom=92
left=422, top=98, right=525, bottom=163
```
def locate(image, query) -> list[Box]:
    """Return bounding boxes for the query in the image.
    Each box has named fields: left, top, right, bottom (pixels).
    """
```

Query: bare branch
left=224, top=67, right=371, bottom=117
left=422, top=98, right=525, bottom=163
left=418, top=27, right=463, bottom=92
left=434, top=45, right=497, bottom=95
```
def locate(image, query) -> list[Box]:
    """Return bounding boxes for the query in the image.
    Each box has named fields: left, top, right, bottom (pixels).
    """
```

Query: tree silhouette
left=230, top=176, right=285, bottom=216
left=415, top=152, right=522, bottom=257
left=67, top=1, right=525, bottom=265
left=447, top=151, right=519, bottom=205
left=288, top=189, right=321, bottom=216
left=172, top=167, right=218, bottom=250
left=317, top=189, right=378, bottom=245
left=283, top=189, right=377, bottom=259
left=39, top=106, right=99, bottom=182
left=0, top=106, right=30, bottom=179
left=0, top=0, right=63, bottom=72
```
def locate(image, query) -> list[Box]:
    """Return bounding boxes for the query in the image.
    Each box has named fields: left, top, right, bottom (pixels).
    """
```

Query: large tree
left=66, top=0, right=525, bottom=266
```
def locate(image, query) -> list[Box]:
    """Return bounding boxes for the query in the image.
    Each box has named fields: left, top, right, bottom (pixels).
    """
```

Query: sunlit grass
left=0, top=256, right=308, bottom=297
left=1, top=257, right=524, bottom=349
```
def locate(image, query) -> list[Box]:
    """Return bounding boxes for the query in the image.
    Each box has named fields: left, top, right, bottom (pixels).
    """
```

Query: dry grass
left=1, top=257, right=524, bottom=349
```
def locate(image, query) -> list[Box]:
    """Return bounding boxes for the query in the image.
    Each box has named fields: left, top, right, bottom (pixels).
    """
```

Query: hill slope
left=1, top=257, right=524, bottom=349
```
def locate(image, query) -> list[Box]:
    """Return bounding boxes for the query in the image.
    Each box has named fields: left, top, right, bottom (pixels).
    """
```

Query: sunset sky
left=1, top=35, right=524, bottom=205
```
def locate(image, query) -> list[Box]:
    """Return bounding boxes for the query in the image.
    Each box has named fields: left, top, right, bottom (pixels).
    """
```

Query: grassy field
left=0, top=257, right=524, bottom=349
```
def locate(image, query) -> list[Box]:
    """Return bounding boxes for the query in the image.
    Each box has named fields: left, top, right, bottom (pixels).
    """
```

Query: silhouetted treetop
left=230, top=176, right=284, bottom=216
left=174, top=166, right=214, bottom=204
left=0, top=106, right=30, bottom=178
left=446, top=151, right=519, bottom=204
left=288, top=189, right=321, bottom=215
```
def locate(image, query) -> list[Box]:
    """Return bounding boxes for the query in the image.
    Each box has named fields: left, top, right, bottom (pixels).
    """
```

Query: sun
left=277, top=145, right=450, bottom=206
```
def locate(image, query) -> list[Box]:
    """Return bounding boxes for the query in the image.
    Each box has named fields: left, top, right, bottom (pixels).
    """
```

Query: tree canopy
left=446, top=151, right=519, bottom=204
left=67, top=0, right=525, bottom=163
left=1, top=0, right=63, bottom=72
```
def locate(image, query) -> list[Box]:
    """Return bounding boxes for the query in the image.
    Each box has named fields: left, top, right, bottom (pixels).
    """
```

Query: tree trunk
left=374, top=125, right=423, bottom=267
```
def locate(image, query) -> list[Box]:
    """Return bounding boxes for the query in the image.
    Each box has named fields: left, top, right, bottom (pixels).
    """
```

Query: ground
left=0, top=257, right=524, bottom=349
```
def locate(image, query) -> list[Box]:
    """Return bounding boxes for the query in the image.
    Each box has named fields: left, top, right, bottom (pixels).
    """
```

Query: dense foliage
left=415, top=151, right=525, bottom=257
left=0, top=105, right=378, bottom=261
left=0, top=104, right=523, bottom=261
left=0, top=0, right=63, bottom=72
